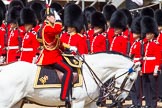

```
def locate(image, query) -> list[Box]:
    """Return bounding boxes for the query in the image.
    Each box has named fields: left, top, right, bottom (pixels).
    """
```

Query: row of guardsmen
left=0, top=0, right=162, bottom=107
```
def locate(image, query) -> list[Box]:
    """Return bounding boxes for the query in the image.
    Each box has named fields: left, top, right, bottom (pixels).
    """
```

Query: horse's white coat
left=0, top=53, right=138, bottom=108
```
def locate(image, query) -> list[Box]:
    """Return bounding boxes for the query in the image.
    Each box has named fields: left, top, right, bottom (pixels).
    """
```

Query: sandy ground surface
left=23, top=100, right=162, bottom=108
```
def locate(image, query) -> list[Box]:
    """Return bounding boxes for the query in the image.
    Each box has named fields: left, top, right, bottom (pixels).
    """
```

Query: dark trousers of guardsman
left=158, top=71, right=162, bottom=100
left=52, top=60, right=73, bottom=101
left=130, top=75, right=142, bottom=106
left=142, top=74, right=158, bottom=108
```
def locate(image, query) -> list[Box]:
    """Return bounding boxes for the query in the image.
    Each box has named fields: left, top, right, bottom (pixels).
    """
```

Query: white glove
left=74, top=55, right=84, bottom=61
left=32, top=55, right=39, bottom=64
left=153, top=65, right=159, bottom=76
left=133, top=61, right=141, bottom=72
left=54, top=10, right=61, bottom=21
left=0, top=56, right=5, bottom=64
left=69, top=46, right=77, bottom=53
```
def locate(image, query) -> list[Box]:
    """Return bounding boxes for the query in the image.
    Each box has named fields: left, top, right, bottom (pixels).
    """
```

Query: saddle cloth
left=34, top=66, right=83, bottom=89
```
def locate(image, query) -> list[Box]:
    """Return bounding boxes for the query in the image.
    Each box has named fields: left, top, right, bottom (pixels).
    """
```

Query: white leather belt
left=21, top=48, right=33, bottom=51
left=134, top=57, right=156, bottom=60
left=6, top=46, right=19, bottom=50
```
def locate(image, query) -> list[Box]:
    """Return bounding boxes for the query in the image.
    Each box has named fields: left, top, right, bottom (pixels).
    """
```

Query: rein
left=76, top=52, right=107, bottom=102
left=77, top=52, right=136, bottom=102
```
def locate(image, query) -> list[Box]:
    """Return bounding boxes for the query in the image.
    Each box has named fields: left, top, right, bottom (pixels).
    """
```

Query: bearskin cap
left=131, top=16, right=142, bottom=34
left=84, top=6, right=96, bottom=23
left=0, top=0, right=6, bottom=20
left=50, top=2, right=62, bottom=12
left=120, top=8, right=132, bottom=27
left=0, top=9, right=3, bottom=26
left=20, top=8, right=37, bottom=27
left=110, top=10, right=127, bottom=31
left=7, top=6, right=22, bottom=24
left=155, top=9, right=162, bottom=26
left=140, top=7, right=154, bottom=17
left=141, top=16, right=158, bottom=38
left=8, top=0, right=24, bottom=9
left=50, top=2, right=63, bottom=22
left=64, top=4, right=84, bottom=32
left=91, top=12, right=106, bottom=29
left=103, top=4, right=116, bottom=22
left=30, top=1, right=44, bottom=23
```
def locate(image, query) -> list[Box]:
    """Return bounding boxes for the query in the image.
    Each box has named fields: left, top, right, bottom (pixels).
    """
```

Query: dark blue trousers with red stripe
left=52, top=60, right=73, bottom=101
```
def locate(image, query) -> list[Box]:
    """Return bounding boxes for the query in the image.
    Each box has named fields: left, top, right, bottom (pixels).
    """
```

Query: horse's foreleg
left=71, top=101, right=85, bottom=108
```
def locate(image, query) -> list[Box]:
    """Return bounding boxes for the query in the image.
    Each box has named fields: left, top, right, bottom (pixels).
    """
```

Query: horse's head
left=83, top=53, right=134, bottom=83
left=103, top=61, right=141, bottom=103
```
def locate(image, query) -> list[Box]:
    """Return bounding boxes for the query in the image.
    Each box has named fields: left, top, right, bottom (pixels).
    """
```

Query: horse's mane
left=91, top=51, right=131, bottom=60
left=0, top=62, right=16, bottom=66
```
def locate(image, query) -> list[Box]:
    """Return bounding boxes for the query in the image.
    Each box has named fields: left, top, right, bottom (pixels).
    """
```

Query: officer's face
left=146, top=33, right=154, bottom=40
left=46, top=15, right=55, bottom=24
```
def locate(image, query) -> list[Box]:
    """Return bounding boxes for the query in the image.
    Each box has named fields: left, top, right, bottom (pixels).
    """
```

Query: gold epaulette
left=62, top=43, right=70, bottom=49
left=55, top=22, right=62, bottom=25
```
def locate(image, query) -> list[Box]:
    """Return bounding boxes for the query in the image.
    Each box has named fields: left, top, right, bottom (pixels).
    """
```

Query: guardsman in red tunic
left=88, top=12, right=107, bottom=53
left=0, top=10, right=6, bottom=63
left=19, top=8, right=39, bottom=63
left=128, top=16, right=142, bottom=108
left=103, top=4, right=116, bottom=51
left=6, top=6, right=23, bottom=63
left=155, top=9, right=162, bottom=102
left=36, top=6, right=73, bottom=101
left=83, top=6, right=96, bottom=53
left=141, top=16, right=161, bottom=108
left=29, top=1, right=45, bottom=33
left=60, top=4, right=88, bottom=55
left=120, top=8, right=134, bottom=47
left=109, top=10, right=128, bottom=55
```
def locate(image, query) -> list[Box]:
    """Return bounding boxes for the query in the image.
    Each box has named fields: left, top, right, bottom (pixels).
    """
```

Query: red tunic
left=109, top=34, right=127, bottom=55
left=60, top=32, right=88, bottom=54
left=19, top=28, right=40, bottom=63
left=6, top=28, right=24, bottom=63
left=106, top=28, right=114, bottom=44
left=142, top=40, right=161, bottom=74
left=123, top=29, right=134, bottom=46
left=86, top=29, right=106, bottom=53
left=36, top=21, right=63, bottom=65
left=156, top=31, right=162, bottom=65
left=0, top=25, right=5, bottom=55
left=129, top=39, right=142, bottom=63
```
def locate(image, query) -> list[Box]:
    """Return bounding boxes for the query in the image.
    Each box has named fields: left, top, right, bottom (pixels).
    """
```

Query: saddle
left=34, top=54, right=83, bottom=88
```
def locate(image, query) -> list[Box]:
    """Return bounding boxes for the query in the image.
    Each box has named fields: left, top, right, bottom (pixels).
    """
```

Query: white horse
left=0, top=53, right=140, bottom=108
